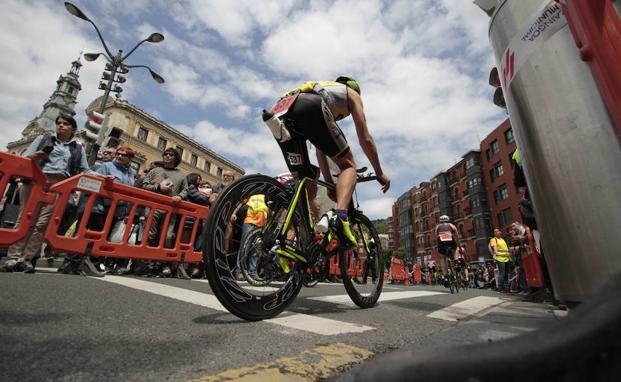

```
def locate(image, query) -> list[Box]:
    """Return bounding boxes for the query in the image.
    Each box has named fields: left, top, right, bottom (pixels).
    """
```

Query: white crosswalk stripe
left=426, top=296, right=506, bottom=322
left=94, top=275, right=374, bottom=335
left=309, top=290, right=445, bottom=307
left=37, top=268, right=501, bottom=334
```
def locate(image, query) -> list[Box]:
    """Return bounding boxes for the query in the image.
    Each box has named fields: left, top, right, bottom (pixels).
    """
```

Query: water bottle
left=262, top=109, right=291, bottom=142
left=316, top=210, right=334, bottom=233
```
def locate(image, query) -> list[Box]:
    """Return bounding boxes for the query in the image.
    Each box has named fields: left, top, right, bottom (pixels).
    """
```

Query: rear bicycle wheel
left=203, top=174, right=309, bottom=321
left=339, top=212, right=384, bottom=308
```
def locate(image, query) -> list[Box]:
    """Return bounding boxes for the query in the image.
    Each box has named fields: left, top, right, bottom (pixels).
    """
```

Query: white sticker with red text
left=499, top=0, right=567, bottom=90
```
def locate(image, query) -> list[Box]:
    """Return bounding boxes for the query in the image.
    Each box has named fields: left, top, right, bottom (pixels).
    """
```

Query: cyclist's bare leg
left=332, top=151, right=356, bottom=210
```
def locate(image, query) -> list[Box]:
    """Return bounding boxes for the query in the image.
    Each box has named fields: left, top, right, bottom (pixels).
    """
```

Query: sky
left=0, top=0, right=506, bottom=219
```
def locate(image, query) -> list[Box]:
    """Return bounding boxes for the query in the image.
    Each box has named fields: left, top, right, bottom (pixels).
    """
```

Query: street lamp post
left=64, top=2, right=165, bottom=165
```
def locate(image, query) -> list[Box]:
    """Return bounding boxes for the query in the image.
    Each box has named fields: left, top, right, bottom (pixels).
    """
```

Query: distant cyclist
left=435, top=215, right=459, bottom=259
left=265, top=77, right=390, bottom=245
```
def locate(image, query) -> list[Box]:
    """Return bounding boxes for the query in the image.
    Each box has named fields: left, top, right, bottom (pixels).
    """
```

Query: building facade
left=480, top=118, right=521, bottom=232
left=82, top=96, right=244, bottom=183
left=395, top=189, right=415, bottom=257
left=392, top=119, right=523, bottom=269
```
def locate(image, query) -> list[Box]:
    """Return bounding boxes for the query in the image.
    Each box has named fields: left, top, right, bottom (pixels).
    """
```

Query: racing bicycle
left=203, top=169, right=385, bottom=321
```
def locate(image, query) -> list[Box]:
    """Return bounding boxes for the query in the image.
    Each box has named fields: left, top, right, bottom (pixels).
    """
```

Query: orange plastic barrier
left=0, top=152, right=56, bottom=246
left=328, top=248, right=367, bottom=278
left=412, top=265, right=422, bottom=284
left=390, top=257, right=409, bottom=284
left=44, top=173, right=209, bottom=263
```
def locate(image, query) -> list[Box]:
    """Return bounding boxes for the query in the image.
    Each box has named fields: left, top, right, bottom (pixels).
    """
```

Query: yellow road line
left=189, top=343, right=373, bottom=382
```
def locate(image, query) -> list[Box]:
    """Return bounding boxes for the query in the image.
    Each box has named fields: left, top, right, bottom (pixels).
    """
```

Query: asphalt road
left=0, top=268, right=561, bottom=381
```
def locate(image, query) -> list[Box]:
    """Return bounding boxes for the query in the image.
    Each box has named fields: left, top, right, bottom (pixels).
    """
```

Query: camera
left=42, top=145, right=54, bottom=155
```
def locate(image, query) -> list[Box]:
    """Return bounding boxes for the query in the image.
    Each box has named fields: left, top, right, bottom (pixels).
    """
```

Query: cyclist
left=435, top=215, right=459, bottom=258
left=435, top=215, right=459, bottom=286
left=266, top=77, right=390, bottom=246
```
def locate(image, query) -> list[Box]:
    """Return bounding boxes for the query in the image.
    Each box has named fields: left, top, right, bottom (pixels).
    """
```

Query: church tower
left=7, top=56, right=83, bottom=152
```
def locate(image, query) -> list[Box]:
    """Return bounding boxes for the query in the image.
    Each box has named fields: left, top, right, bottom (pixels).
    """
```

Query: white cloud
left=0, top=0, right=506, bottom=220
left=0, top=0, right=107, bottom=149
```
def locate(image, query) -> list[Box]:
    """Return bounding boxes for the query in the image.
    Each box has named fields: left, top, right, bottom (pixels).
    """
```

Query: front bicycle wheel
left=339, top=212, right=384, bottom=308
left=449, top=273, right=455, bottom=294
left=203, top=174, right=309, bottom=321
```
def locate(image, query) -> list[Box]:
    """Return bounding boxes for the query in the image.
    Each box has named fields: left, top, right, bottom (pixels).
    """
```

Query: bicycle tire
left=203, top=174, right=308, bottom=321
left=339, top=212, right=384, bottom=308
left=454, top=273, right=461, bottom=293
left=302, top=273, right=319, bottom=288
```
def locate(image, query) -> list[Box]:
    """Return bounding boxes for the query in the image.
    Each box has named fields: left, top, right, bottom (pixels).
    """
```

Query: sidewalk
left=330, top=294, right=565, bottom=382
left=331, top=272, right=621, bottom=382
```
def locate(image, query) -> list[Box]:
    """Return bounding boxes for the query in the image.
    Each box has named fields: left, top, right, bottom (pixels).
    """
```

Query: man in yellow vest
left=238, top=194, right=268, bottom=279
left=489, top=228, right=512, bottom=293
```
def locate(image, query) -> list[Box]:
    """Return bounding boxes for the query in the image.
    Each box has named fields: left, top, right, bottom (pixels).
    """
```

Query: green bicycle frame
left=271, top=176, right=373, bottom=265
left=271, top=176, right=336, bottom=264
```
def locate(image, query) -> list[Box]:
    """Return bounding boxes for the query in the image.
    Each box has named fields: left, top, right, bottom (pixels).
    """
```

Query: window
left=497, top=208, right=513, bottom=228
left=176, top=146, right=184, bottom=160
left=190, top=154, right=198, bottom=166
left=490, top=161, right=504, bottom=181
left=465, top=157, right=476, bottom=169
left=493, top=184, right=509, bottom=204
left=504, top=128, right=515, bottom=145
left=204, top=160, right=211, bottom=173
left=217, top=167, right=223, bottom=178
left=486, top=139, right=500, bottom=160
left=157, top=137, right=167, bottom=151
left=467, top=177, right=482, bottom=189
left=137, top=126, right=149, bottom=141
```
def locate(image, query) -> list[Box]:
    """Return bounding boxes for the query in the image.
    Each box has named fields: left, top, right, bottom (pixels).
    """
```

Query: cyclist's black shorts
left=277, top=93, right=349, bottom=179
left=437, top=239, right=457, bottom=257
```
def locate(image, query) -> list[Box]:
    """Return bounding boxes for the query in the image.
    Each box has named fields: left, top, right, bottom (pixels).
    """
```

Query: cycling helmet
left=335, top=76, right=361, bottom=95
left=439, top=215, right=450, bottom=223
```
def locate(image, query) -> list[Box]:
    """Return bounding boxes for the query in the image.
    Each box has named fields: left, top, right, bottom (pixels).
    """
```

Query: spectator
left=210, top=170, right=235, bottom=204
left=100, top=147, right=116, bottom=163
left=489, top=228, right=512, bottom=293
left=134, top=161, right=162, bottom=188
left=184, top=173, right=210, bottom=278
left=234, top=194, right=268, bottom=280
left=58, top=146, right=138, bottom=275
left=140, top=148, right=187, bottom=276
left=0, top=114, right=89, bottom=273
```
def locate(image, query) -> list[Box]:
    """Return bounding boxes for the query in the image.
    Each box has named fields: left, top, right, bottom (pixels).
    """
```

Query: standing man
left=210, top=170, right=235, bottom=204
left=266, top=77, right=390, bottom=246
left=1, top=114, right=89, bottom=273
left=490, top=228, right=512, bottom=293
left=141, top=147, right=188, bottom=245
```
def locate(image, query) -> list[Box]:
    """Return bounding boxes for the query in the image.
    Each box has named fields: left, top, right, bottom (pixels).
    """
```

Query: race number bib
left=272, top=94, right=299, bottom=117
left=439, top=233, right=453, bottom=242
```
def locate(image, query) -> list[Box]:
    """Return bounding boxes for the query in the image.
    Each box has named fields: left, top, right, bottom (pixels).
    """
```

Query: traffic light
left=488, top=67, right=507, bottom=109
left=86, top=111, right=106, bottom=133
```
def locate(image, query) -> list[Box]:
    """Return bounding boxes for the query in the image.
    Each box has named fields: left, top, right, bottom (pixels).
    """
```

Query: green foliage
left=372, top=218, right=390, bottom=234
